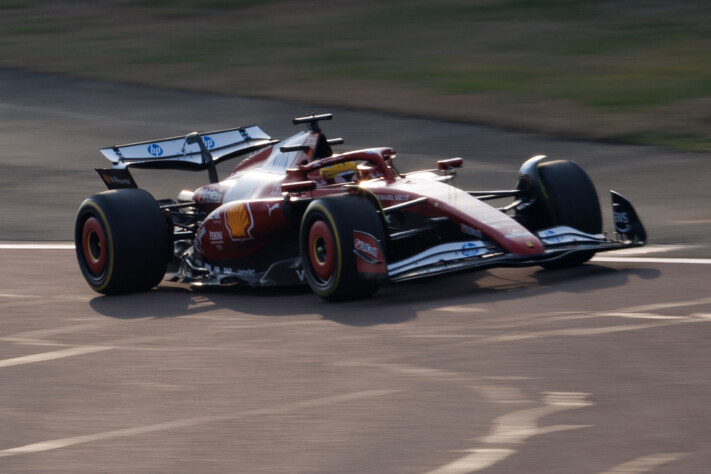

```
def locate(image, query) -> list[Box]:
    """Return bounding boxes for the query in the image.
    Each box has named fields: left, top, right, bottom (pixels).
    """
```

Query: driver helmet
left=319, top=161, right=359, bottom=183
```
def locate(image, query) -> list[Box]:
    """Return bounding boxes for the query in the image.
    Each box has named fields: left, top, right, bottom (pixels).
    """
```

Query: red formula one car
left=76, top=114, right=646, bottom=300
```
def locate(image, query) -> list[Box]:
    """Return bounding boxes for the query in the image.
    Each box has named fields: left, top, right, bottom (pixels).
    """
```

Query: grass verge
left=1, top=0, right=710, bottom=150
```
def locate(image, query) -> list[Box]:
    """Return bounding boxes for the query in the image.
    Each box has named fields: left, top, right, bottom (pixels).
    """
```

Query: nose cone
left=495, top=227, right=545, bottom=255
left=364, top=177, right=545, bottom=256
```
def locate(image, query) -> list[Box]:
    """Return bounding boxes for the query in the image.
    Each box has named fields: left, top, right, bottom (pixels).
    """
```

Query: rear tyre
left=299, top=195, right=386, bottom=301
left=75, top=189, right=172, bottom=294
left=537, top=160, right=602, bottom=269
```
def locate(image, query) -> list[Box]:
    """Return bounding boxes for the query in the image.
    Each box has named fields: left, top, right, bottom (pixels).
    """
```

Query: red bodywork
left=82, top=113, right=646, bottom=297
left=192, top=130, right=544, bottom=265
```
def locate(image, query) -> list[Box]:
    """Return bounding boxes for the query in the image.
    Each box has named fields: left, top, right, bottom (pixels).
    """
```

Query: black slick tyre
left=537, top=160, right=602, bottom=268
left=75, top=188, right=172, bottom=294
left=299, top=194, right=386, bottom=301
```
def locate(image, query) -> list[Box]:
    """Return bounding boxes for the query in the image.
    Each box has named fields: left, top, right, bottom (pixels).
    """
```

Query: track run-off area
left=2, top=70, right=711, bottom=473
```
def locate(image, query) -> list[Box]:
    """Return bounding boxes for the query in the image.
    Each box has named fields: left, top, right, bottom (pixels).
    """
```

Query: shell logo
left=226, top=203, right=253, bottom=240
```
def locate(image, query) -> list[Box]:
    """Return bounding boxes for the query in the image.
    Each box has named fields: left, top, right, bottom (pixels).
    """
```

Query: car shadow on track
left=334, top=264, right=661, bottom=323
left=89, top=263, right=659, bottom=326
left=88, top=283, right=417, bottom=326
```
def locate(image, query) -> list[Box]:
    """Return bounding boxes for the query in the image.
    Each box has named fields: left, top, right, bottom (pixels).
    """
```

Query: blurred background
left=2, top=0, right=710, bottom=151
left=4, top=5, right=711, bottom=473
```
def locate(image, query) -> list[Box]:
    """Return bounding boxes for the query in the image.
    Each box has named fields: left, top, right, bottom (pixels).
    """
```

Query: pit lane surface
left=2, top=70, right=711, bottom=473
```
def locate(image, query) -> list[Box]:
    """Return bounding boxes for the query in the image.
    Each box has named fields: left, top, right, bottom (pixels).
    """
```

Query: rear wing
left=99, top=125, right=273, bottom=172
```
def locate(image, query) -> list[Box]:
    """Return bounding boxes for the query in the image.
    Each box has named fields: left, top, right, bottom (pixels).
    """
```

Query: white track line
left=602, top=245, right=692, bottom=255
left=597, top=452, right=689, bottom=474
left=0, top=243, right=75, bottom=250
left=424, top=449, right=516, bottom=474
left=425, top=392, right=592, bottom=474
left=1, top=243, right=710, bottom=265
left=0, top=346, right=114, bottom=368
left=593, top=256, right=711, bottom=265
left=0, top=389, right=398, bottom=458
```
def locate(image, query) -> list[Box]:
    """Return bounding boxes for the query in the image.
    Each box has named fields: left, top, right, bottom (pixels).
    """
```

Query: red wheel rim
left=82, top=217, right=107, bottom=275
left=308, top=220, right=335, bottom=281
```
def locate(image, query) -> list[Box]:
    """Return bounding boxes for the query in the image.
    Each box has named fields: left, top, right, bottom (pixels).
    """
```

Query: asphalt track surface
left=2, top=70, right=711, bottom=473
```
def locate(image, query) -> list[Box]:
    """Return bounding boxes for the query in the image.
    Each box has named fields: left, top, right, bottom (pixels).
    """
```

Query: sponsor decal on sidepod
left=226, top=203, right=254, bottom=241
left=196, top=187, right=224, bottom=204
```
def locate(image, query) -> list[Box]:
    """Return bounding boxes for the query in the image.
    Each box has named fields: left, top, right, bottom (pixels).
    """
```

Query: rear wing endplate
left=99, top=125, right=273, bottom=172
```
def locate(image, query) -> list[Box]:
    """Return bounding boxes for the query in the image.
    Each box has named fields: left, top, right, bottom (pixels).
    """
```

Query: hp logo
left=460, top=242, right=480, bottom=257
left=147, top=143, right=163, bottom=157
left=203, top=136, right=215, bottom=149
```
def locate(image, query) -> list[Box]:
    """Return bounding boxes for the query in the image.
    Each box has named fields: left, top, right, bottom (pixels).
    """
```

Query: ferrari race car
left=75, top=114, right=646, bottom=301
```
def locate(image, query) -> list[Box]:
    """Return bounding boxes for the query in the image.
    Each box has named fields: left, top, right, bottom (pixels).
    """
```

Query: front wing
left=385, top=191, right=646, bottom=282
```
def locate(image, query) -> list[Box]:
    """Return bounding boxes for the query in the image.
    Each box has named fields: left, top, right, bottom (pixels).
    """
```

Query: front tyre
left=538, top=160, right=602, bottom=235
left=537, top=160, right=602, bottom=268
left=75, top=189, right=171, bottom=294
left=299, top=195, right=386, bottom=301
